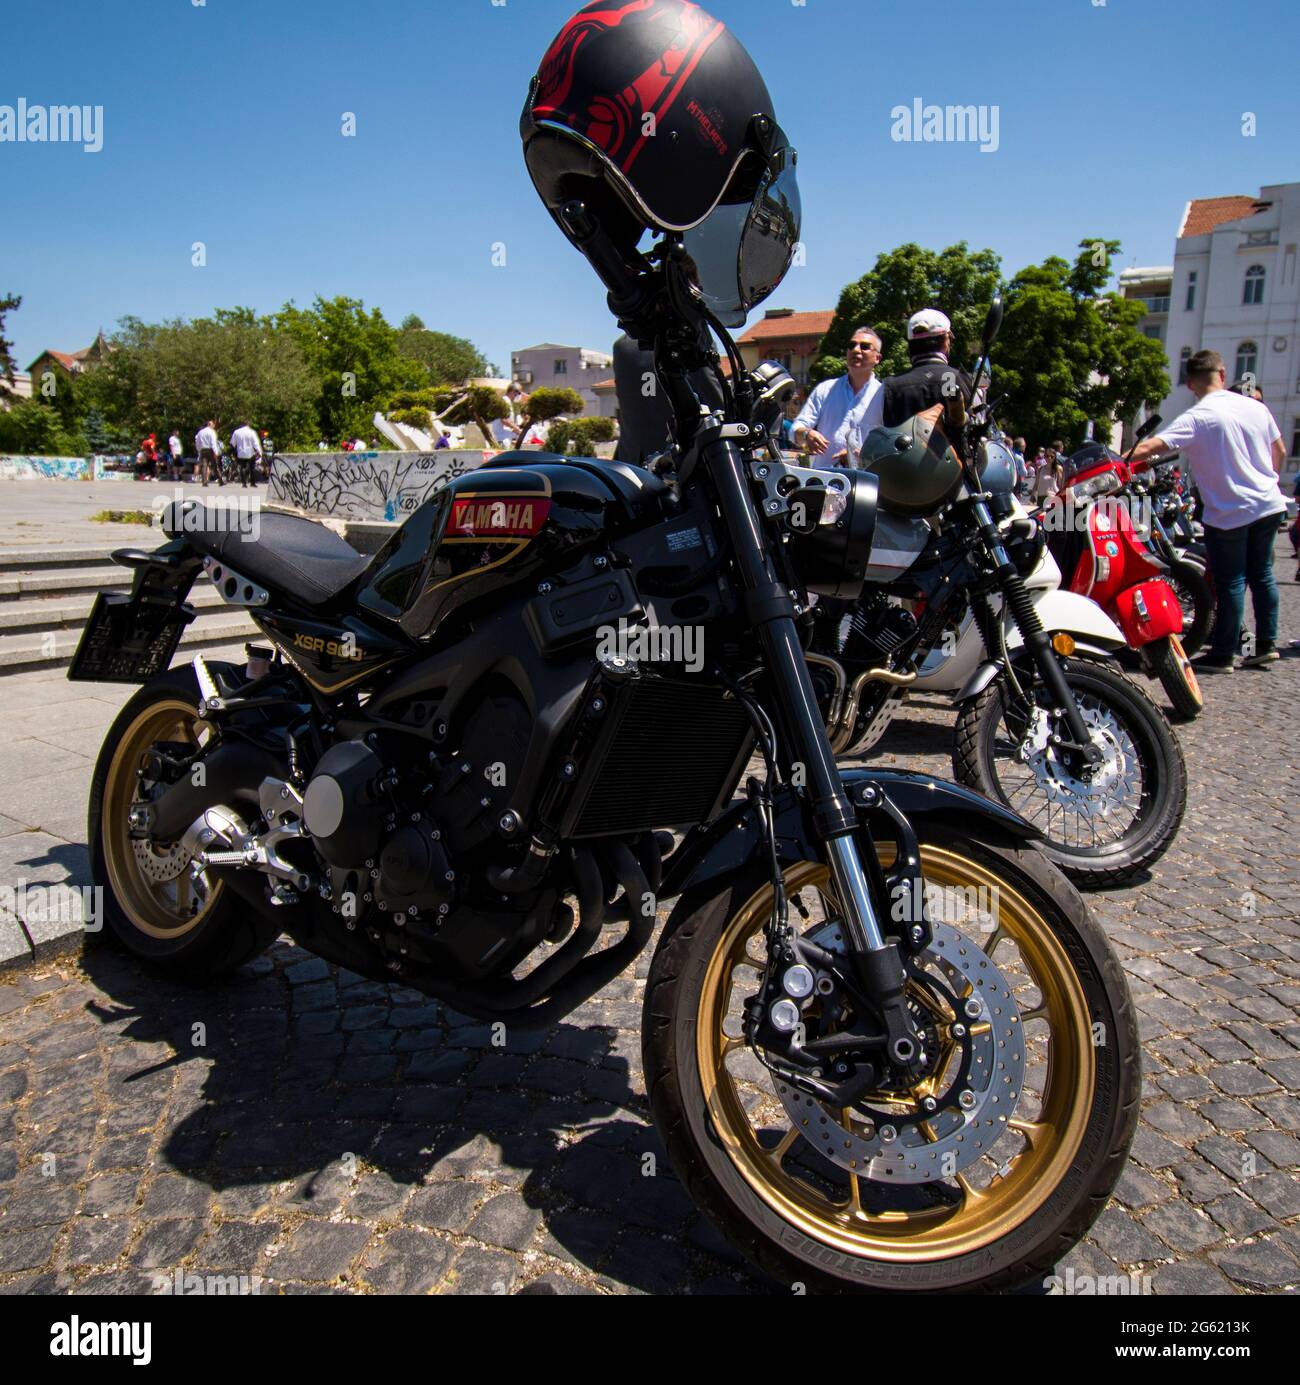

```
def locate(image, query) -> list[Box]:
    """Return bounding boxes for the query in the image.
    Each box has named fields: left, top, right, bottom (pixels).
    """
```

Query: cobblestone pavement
left=1, top=543, right=1298, bottom=1295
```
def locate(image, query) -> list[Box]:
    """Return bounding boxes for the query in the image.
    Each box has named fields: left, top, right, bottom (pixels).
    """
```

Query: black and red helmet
left=522, top=0, right=800, bottom=325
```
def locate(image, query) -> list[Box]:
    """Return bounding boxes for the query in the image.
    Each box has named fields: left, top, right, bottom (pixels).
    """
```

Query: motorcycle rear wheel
left=1165, top=557, right=1215, bottom=657
left=643, top=827, right=1139, bottom=1292
left=88, top=665, right=280, bottom=976
left=953, top=656, right=1186, bottom=888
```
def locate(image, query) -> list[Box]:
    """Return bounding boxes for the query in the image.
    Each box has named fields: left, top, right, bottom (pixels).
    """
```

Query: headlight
left=786, top=470, right=880, bottom=599
left=1064, top=470, right=1123, bottom=504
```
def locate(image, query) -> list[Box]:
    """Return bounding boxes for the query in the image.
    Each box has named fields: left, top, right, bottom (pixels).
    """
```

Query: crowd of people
left=135, top=421, right=272, bottom=485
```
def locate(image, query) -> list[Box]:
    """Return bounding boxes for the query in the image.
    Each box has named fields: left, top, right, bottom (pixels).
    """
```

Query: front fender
left=658, top=768, right=1035, bottom=902
left=1005, top=589, right=1126, bottom=653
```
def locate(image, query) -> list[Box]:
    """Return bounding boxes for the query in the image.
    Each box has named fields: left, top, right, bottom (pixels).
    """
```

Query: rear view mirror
left=1135, top=414, right=1162, bottom=442
left=981, top=296, right=1004, bottom=353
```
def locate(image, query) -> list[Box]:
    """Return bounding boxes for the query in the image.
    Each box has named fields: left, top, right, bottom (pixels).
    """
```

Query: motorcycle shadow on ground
left=77, top=933, right=774, bottom=1295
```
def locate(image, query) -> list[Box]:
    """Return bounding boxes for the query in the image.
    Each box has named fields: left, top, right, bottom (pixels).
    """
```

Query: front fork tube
left=705, top=438, right=919, bottom=1066
left=971, top=497, right=1100, bottom=765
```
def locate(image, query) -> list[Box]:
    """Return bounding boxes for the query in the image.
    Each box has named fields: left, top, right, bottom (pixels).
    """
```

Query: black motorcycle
left=70, top=1, right=1137, bottom=1294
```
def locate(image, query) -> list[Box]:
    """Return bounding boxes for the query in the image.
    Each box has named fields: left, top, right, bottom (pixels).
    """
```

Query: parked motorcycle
left=1139, top=455, right=1215, bottom=654
left=69, top=0, right=1138, bottom=1294
left=810, top=321, right=1186, bottom=888
left=1048, top=420, right=1204, bottom=719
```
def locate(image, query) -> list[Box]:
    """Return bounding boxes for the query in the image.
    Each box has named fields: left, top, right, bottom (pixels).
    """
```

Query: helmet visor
left=683, top=133, right=800, bottom=327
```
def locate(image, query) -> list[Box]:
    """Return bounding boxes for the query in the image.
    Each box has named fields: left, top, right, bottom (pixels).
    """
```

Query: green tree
left=522, top=386, right=585, bottom=426
left=87, top=310, right=319, bottom=448
left=0, top=399, right=84, bottom=456
left=0, top=291, right=20, bottom=383
left=396, top=316, right=492, bottom=385
left=274, top=296, right=425, bottom=441
left=995, top=240, right=1170, bottom=447
left=547, top=416, right=616, bottom=455
left=811, top=242, right=1002, bottom=386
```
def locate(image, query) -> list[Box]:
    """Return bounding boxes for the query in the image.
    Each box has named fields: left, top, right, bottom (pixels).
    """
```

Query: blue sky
left=3, top=0, right=1295, bottom=374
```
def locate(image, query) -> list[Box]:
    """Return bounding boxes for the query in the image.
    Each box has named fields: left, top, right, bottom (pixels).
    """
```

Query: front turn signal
left=1051, top=633, right=1076, bottom=656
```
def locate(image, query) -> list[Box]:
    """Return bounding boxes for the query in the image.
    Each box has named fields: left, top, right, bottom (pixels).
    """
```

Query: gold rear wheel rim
left=696, top=845, right=1095, bottom=1262
left=101, top=698, right=222, bottom=940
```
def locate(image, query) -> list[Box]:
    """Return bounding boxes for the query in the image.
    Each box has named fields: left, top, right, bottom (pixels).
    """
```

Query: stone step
left=0, top=613, right=260, bottom=674
left=0, top=567, right=133, bottom=601
left=0, top=584, right=229, bottom=635
left=0, top=545, right=124, bottom=574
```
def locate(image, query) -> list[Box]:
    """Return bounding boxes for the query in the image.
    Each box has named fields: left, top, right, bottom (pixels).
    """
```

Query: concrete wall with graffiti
left=0, top=455, right=139, bottom=481
left=0, top=455, right=93, bottom=480
left=269, top=451, right=495, bottom=523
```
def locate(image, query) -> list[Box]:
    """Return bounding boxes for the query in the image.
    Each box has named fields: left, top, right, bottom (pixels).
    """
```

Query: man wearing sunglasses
left=791, top=327, right=885, bottom=467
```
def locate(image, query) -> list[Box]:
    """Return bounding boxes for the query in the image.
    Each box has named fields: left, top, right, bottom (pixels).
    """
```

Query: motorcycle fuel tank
left=358, top=458, right=669, bottom=641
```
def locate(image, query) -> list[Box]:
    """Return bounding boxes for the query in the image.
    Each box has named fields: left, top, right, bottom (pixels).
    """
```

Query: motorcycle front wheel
left=643, top=827, right=1139, bottom=1292
left=1145, top=633, right=1204, bottom=720
left=953, top=656, right=1186, bottom=888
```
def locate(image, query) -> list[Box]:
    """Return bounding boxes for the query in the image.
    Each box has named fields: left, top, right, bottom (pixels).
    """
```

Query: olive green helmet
left=859, top=408, right=964, bottom=517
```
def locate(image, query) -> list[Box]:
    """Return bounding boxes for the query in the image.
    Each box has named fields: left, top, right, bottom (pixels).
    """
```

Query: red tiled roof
left=591, top=377, right=616, bottom=392
left=738, top=310, right=834, bottom=344
left=1180, top=196, right=1270, bottom=238
left=40, top=350, right=81, bottom=370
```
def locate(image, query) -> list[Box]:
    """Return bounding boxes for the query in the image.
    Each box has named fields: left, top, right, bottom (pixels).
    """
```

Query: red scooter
left=1044, top=417, right=1203, bottom=719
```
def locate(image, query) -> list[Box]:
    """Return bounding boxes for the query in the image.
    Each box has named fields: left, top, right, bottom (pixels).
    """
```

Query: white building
left=1159, top=183, right=1300, bottom=481
left=510, top=343, right=614, bottom=415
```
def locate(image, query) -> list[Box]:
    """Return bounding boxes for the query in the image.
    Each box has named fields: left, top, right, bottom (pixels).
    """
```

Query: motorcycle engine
left=841, top=594, right=918, bottom=667
left=298, top=691, right=539, bottom=977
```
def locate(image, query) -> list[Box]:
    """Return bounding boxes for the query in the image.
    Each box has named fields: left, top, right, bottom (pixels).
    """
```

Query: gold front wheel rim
left=101, top=698, right=222, bottom=940
left=696, top=845, right=1095, bottom=1262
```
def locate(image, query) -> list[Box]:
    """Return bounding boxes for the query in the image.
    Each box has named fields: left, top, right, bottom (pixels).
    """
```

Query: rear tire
left=643, top=826, right=1140, bottom=1293
left=1146, top=634, right=1204, bottom=721
left=1166, top=557, right=1214, bottom=656
left=88, top=665, right=281, bottom=978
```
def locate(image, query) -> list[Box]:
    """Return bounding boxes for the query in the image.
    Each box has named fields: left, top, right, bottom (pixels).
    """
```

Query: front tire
left=643, top=827, right=1139, bottom=1292
left=1146, top=634, right=1204, bottom=720
left=88, top=665, right=280, bottom=978
left=954, top=656, right=1186, bottom=888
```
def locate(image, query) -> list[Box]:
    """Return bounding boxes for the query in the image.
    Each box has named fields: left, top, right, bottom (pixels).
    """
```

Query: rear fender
left=658, top=768, right=1034, bottom=903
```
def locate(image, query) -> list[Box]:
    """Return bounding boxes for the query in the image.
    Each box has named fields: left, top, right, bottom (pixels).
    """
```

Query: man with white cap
left=790, top=325, right=886, bottom=467
left=882, top=308, right=971, bottom=428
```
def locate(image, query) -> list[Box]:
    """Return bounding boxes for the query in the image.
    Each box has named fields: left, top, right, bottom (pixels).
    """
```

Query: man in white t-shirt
left=230, top=421, right=263, bottom=486
left=791, top=326, right=885, bottom=468
left=166, top=431, right=183, bottom=481
left=1133, top=348, right=1286, bottom=672
left=195, top=420, right=220, bottom=487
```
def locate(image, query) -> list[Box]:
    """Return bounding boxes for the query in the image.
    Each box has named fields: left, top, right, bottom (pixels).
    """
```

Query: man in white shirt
left=791, top=327, right=885, bottom=468
left=195, top=420, right=220, bottom=487
left=166, top=430, right=183, bottom=481
left=1132, top=348, right=1286, bottom=672
left=230, top=421, right=263, bottom=486
left=491, top=382, right=527, bottom=449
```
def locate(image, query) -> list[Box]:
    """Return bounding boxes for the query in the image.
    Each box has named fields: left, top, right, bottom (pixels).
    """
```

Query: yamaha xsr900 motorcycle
left=73, top=0, right=1137, bottom=1293
left=808, top=337, right=1187, bottom=887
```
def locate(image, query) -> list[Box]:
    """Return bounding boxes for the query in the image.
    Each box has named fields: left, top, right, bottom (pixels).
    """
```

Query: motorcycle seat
left=162, top=500, right=370, bottom=606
